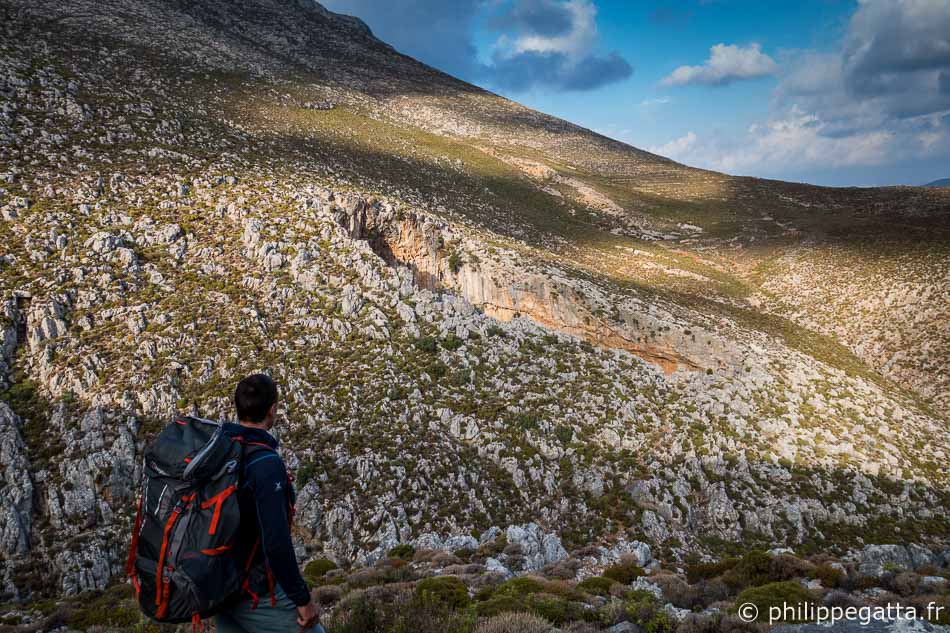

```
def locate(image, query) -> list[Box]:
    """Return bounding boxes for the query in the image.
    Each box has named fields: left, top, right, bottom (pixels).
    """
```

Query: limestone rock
left=0, top=403, right=32, bottom=557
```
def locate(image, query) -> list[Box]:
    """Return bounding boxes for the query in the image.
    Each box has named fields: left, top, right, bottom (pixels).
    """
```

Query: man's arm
left=247, top=454, right=312, bottom=607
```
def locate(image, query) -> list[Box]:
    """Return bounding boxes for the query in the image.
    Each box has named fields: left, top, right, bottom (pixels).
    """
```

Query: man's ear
left=268, top=402, right=278, bottom=420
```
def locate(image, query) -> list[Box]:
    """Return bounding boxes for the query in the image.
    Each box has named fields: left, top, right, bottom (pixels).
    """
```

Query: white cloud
left=323, top=0, right=632, bottom=92
left=649, top=131, right=697, bottom=158
left=662, top=43, right=778, bottom=87
left=779, top=0, right=950, bottom=127
left=649, top=106, right=950, bottom=176
left=655, top=1, right=950, bottom=181
left=487, top=0, right=633, bottom=91
left=507, top=0, right=598, bottom=59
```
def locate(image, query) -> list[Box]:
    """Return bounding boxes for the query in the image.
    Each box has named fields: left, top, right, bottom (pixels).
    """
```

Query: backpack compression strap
left=199, top=484, right=237, bottom=536
left=126, top=494, right=144, bottom=599
left=241, top=536, right=262, bottom=610
left=155, top=492, right=197, bottom=619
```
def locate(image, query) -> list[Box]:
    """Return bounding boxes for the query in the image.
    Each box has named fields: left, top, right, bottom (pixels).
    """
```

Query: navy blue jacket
left=222, top=423, right=310, bottom=607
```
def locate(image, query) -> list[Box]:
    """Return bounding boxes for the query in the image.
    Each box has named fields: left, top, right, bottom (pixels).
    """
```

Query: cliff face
left=342, top=202, right=731, bottom=374
left=0, top=0, right=947, bottom=604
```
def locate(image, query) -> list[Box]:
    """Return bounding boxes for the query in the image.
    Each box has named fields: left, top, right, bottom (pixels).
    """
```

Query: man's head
left=234, top=373, right=278, bottom=429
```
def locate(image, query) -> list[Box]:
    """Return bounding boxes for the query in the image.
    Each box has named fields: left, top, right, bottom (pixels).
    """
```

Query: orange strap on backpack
left=126, top=495, right=144, bottom=598
left=200, top=484, right=237, bottom=535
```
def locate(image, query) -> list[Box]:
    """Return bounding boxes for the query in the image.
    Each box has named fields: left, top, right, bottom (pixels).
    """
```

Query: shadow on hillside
left=21, top=1, right=950, bottom=240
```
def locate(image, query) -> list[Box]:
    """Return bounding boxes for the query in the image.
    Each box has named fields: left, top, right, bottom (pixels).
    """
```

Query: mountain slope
left=0, top=0, right=947, bottom=602
left=927, top=178, right=950, bottom=187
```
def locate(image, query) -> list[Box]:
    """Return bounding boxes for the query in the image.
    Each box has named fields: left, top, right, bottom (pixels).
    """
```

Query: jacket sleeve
left=246, top=453, right=311, bottom=607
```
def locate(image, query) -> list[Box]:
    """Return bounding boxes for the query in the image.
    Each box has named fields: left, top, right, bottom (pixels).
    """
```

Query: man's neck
left=238, top=420, right=271, bottom=432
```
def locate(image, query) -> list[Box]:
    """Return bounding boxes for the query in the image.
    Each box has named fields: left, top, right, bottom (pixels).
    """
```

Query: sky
left=321, top=0, right=950, bottom=187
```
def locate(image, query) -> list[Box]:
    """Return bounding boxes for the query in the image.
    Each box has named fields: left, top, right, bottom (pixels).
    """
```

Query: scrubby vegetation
left=5, top=546, right=950, bottom=632
left=734, top=581, right=815, bottom=623
left=602, top=557, right=645, bottom=585
left=305, top=558, right=341, bottom=585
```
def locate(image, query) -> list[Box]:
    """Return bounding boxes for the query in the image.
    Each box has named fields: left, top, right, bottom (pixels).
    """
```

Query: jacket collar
left=223, top=421, right=279, bottom=449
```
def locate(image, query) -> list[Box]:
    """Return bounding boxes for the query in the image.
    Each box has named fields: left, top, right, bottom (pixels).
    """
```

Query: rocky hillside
left=0, top=0, right=947, bottom=610
left=4, top=542, right=950, bottom=632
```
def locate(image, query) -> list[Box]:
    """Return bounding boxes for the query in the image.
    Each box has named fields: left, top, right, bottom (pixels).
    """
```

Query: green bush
left=399, top=597, right=475, bottom=633
left=603, top=558, right=644, bottom=585
left=474, top=595, right=529, bottom=618
left=475, top=585, right=498, bottom=602
left=554, top=425, right=573, bottom=444
left=416, top=336, right=438, bottom=353
left=734, top=581, right=815, bottom=623
left=388, top=544, right=416, bottom=560
left=686, top=558, right=740, bottom=584
left=442, top=334, right=464, bottom=351
left=524, top=592, right=584, bottom=625
left=492, top=576, right=584, bottom=603
left=495, top=577, right=548, bottom=600
left=577, top=576, right=616, bottom=597
left=428, top=361, right=448, bottom=379
left=615, top=590, right=674, bottom=633
left=811, top=563, right=845, bottom=589
left=325, top=595, right=384, bottom=633
left=769, top=554, right=815, bottom=581
left=448, top=252, right=463, bottom=274
left=415, top=576, right=471, bottom=610
left=454, top=547, right=475, bottom=561
left=305, top=558, right=339, bottom=579
left=723, top=551, right=773, bottom=591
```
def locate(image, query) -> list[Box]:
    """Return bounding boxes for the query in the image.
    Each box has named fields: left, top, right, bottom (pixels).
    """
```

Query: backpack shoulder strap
left=230, top=438, right=279, bottom=488
left=234, top=440, right=295, bottom=522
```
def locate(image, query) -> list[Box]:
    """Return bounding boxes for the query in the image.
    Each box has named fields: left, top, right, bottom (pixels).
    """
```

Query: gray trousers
left=214, top=585, right=325, bottom=633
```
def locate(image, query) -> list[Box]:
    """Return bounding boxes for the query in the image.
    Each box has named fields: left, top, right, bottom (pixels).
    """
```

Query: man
left=215, top=373, right=323, bottom=633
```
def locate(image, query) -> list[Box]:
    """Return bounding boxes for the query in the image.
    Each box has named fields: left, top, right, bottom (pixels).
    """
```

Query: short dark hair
left=234, top=374, right=278, bottom=423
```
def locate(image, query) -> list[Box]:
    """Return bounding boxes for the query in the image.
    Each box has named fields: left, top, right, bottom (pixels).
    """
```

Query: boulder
left=505, top=523, right=567, bottom=571
left=83, top=231, right=123, bottom=254
left=907, top=544, right=937, bottom=569
left=0, top=404, right=32, bottom=556
left=444, top=535, right=478, bottom=552
left=604, top=539, right=653, bottom=567
left=856, top=544, right=926, bottom=576
left=485, top=557, right=513, bottom=579
left=630, top=577, right=662, bottom=598
left=479, top=526, right=503, bottom=545
left=413, top=532, right=445, bottom=551
left=341, top=285, right=363, bottom=318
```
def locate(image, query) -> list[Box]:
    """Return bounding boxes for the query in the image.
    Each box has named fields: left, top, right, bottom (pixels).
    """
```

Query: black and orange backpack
left=126, top=416, right=270, bottom=627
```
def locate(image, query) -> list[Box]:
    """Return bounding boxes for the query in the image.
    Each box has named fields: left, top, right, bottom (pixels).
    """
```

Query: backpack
left=126, top=416, right=267, bottom=625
